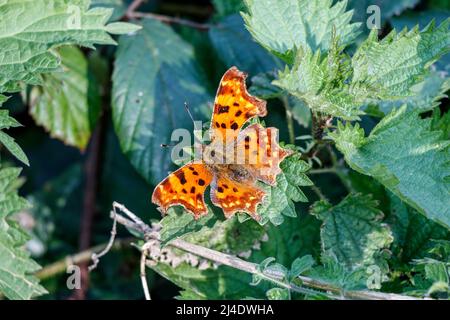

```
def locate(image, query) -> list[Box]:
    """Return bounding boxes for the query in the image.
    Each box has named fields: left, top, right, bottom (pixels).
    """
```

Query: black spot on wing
left=175, top=171, right=187, bottom=185
left=218, top=105, right=230, bottom=114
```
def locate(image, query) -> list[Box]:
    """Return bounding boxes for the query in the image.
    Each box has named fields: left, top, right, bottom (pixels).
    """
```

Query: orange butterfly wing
left=152, top=163, right=213, bottom=218
left=210, top=67, right=267, bottom=143
left=236, top=123, right=293, bottom=186
left=210, top=175, right=265, bottom=220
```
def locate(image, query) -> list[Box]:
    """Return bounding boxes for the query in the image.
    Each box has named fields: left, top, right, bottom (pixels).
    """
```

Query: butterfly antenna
left=184, top=102, right=196, bottom=125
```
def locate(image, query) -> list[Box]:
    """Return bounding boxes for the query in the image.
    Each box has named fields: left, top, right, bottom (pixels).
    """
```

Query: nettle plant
left=0, top=0, right=449, bottom=300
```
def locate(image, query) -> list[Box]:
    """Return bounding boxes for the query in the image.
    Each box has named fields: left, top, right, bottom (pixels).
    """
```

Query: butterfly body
left=152, top=67, right=293, bottom=220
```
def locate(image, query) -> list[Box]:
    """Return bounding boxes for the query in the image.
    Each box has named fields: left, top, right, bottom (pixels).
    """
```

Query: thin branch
left=167, top=239, right=340, bottom=299
left=35, top=238, right=133, bottom=280
left=168, top=239, right=418, bottom=300
left=326, top=144, right=353, bottom=192
left=159, top=2, right=213, bottom=17
left=308, top=168, right=337, bottom=175
left=88, top=209, right=118, bottom=271
left=128, top=11, right=212, bottom=30
left=281, top=96, right=296, bottom=145
left=110, top=203, right=424, bottom=301
left=124, top=0, right=211, bottom=30
left=140, top=243, right=152, bottom=300
left=126, top=0, right=145, bottom=18
left=309, top=184, right=328, bottom=201
left=71, top=121, right=105, bottom=300
left=113, top=201, right=153, bottom=235
left=301, top=111, right=333, bottom=161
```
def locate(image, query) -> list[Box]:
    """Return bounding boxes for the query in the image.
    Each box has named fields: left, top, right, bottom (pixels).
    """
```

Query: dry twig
left=124, top=0, right=211, bottom=31
left=104, top=202, right=424, bottom=301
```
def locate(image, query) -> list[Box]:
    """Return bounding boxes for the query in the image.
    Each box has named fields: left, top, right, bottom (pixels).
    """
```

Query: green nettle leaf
left=0, top=108, right=29, bottom=165
left=209, top=14, right=281, bottom=75
left=311, top=194, right=393, bottom=270
left=289, top=255, right=315, bottom=280
left=182, top=217, right=266, bottom=255
left=0, top=0, right=140, bottom=93
left=387, top=193, right=449, bottom=262
left=390, top=10, right=450, bottom=73
left=28, top=46, right=101, bottom=150
left=112, top=18, right=211, bottom=186
left=330, top=106, right=450, bottom=230
left=351, top=19, right=450, bottom=99
left=0, top=167, right=47, bottom=299
left=255, top=214, right=322, bottom=266
left=249, top=74, right=311, bottom=127
left=257, top=152, right=313, bottom=226
left=274, top=45, right=365, bottom=120
left=251, top=257, right=287, bottom=286
left=305, top=256, right=368, bottom=291
left=242, top=0, right=361, bottom=61
left=410, top=240, right=450, bottom=297
left=367, top=72, right=450, bottom=116
left=432, top=108, right=450, bottom=140
left=159, top=207, right=221, bottom=245
left=266, top=287, right=290, bottom=300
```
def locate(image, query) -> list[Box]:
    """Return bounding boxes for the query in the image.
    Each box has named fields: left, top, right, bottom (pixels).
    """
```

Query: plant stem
left=127, top=11, right=212, bottom=30
left=70, top=58, right=109, bottom=298
left=110, top=204, right=423, bottom=301
left=140, top=243, right=152, bottom=300
left=35, top=238, right=133, bottom=280
left=281, top=96, right=296, bottom=145
left=308, top=168, right=337, bottom=175
left=124, top=1, right=211, bottom=31
left=326, top=144, right=352, bottom=192
left=159, top=2, right=213, bottom=17
left=69, top=122, right=104, bottom=300
left=126, top=0, right=145, bottom=17
left=309, top=184, right=327, bottom=201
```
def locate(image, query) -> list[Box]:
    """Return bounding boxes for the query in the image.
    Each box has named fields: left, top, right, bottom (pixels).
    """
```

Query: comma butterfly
left=152, top=67, right=293, bottom=220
